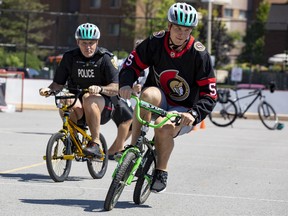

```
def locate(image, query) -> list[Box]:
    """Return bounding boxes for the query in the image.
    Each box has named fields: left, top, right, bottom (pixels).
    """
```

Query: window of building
left=108, top=23, right=120, bottom=36
left=224, top=8, right=233, bottom=18
left=239, top=10, right=247, bottom=19
left=110, top=0, right=121, bottom=8
left=90, top=0, right=101, bottom=8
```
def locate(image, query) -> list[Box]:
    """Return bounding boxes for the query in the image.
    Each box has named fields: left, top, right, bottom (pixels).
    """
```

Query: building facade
left=38, top=0, right=287, bottom=64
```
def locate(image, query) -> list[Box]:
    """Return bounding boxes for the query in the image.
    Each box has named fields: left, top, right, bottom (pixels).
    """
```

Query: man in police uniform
left=39, top=23, right=129, bottom=157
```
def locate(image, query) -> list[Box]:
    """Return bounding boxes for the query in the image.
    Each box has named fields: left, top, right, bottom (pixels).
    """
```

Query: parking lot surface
left=0, top=110, right=287, bottom=216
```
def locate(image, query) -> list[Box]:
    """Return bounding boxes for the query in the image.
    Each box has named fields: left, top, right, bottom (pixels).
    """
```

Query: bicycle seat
left=236, top=83, right=265, bottom=90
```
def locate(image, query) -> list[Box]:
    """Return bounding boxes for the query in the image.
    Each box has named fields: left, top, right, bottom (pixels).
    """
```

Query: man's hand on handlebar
left=88, top=85, right=102, bottom=95
left=39, top=88, right=52, bottom=97
left=119, top=86, right=134, bottom=99
left=180, top=112, right=195, bottom=126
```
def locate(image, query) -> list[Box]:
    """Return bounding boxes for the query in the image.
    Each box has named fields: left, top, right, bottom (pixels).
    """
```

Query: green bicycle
left=104, top=95, right=181, bottom=211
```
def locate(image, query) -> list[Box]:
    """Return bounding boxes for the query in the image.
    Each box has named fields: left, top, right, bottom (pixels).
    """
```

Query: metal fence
left=0, top=9, right=287, bottom=89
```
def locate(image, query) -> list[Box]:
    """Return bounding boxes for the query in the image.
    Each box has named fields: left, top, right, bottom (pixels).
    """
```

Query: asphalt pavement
left=0, top=110, right=288, bottom=216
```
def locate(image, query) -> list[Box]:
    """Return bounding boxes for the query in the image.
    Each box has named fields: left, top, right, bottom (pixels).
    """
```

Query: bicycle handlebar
left=131, top=95, right=181, bottom=128
left=51, top=88, right=88, bottom=110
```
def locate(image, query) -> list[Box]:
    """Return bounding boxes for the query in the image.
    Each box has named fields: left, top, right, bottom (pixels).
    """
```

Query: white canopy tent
left=268, top=53, right=288, bottom=65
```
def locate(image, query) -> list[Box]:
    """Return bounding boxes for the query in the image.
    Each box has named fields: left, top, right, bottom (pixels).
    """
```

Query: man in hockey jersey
left=119, top=3, right=217, bottom=192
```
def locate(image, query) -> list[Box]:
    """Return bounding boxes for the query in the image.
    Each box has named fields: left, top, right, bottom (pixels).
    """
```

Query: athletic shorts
left=78, top=94, right=112, bottom=125
left=153, top=88, right=194, bottom=137
left=100, top=95, right=113, bottom=125
left=111, top=97, right=133, bottom=127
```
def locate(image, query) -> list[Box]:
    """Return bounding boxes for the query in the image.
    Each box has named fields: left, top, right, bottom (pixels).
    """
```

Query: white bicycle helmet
left=75, top=23, right=100, bottom=40
left=167, top=3, right=198, bottom=27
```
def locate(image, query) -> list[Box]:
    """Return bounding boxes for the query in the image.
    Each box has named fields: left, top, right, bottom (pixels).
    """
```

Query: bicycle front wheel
left=104, top=151, right=136, bottom=211
left=258, top=101, right=278, bottom=130
left=209, top=99, right=237, bottom=127
left=46, top=132, right=72, bottom=182
left=87, top=133, right=108, bottom=179
left=133, top=149, right=156, bottom=205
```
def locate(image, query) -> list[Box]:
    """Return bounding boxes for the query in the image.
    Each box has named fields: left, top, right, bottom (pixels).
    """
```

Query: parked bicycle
left=104, top=95, right=181, bottom=211
left=209, top=83, right=283, bottom=130
left=43, top=88, right=108, bottom=182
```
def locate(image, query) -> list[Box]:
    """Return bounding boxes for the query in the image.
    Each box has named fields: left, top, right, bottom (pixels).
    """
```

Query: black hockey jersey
left=119, top=30, right=217, bottom=123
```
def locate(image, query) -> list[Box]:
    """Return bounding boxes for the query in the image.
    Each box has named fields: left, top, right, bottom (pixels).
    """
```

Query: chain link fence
left=0, top=9, right=287, bottom=89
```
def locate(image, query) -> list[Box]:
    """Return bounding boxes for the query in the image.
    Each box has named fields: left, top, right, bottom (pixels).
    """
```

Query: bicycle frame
left=59, top=112, right=92, bottom=159
left=44, top=89, right=106, bottom=161
left=112, top=95, right=180, bottom=185
left=233, top=89, right=264, bottom=117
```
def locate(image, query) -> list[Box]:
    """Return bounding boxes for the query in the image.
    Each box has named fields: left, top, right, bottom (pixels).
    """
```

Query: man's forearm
left=101, top=83, right=119, bottom=96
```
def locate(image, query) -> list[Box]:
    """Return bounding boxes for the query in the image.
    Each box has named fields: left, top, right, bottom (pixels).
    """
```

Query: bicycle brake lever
left=172, top=116, right=181, bottom=126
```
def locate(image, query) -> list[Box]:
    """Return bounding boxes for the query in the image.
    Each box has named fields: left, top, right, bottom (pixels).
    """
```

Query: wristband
left=188, top=109, right=198, bottom=120
left=99, top=86, right=103, bottom=93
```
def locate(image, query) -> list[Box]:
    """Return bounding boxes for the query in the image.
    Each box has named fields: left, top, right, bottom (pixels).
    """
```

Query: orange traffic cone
left=192, top=125, right=197, bottom=130
left=200, top=120, right=206, bottom=129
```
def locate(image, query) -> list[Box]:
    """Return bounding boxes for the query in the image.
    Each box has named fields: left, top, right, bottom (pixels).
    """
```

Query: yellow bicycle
left=43, top=88, right=108, bottom=182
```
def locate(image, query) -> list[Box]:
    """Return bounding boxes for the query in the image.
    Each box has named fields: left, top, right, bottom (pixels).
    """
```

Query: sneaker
left=108, top=154, right=115, bottom=160
left=150, top=169, right=168, bottom=193
left=83, top=142, right=102, bottom=158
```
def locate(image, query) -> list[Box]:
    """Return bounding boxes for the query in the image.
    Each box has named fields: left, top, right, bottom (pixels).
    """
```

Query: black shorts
left=78, top=95, right=132, bottom=126
left=78, top=94, right=112, bottom=125
left=100, top=95, right=113, bottom=125
left=111, top=96, right=133, bottom=127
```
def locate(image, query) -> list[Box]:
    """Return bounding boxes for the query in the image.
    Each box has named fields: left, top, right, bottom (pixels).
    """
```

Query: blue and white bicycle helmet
left=167, top=3, right=198, bottom=27
left=75, top=23, right=100, bottom=40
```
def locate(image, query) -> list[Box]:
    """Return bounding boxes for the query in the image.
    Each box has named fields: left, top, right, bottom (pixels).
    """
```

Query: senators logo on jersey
left=155, top=69, right=190, bottom=102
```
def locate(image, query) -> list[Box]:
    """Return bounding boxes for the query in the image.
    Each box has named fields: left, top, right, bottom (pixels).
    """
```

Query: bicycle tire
left=87, top=133, right=108, bottom=179
left=133, top=149, right=156, bottom=205
left=46, top=132, right=72, bottom=182
left=258, top=101, right=278, bottom=130
left=209, top=99, right=237, bottom=127
left=104, top=151, right=136, bottom=211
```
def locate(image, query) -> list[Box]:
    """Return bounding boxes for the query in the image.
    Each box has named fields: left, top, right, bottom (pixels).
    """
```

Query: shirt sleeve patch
left=111, top=58, right=118, bottom=70
left=194, top=41, right=206, bottom=52
left=152, top=30, right=165, bottom=38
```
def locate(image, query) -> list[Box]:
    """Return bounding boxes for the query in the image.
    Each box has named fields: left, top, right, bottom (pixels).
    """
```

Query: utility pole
left=201, top=0, right=213, bottom=54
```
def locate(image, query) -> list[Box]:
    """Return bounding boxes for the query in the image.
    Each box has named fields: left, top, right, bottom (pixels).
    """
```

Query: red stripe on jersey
left=104, top=105, right=113, bottom=111
left=122, top=50, right=148, bottom=77
left=197, top=77, right=216, bottom=86
left=129, top=50, right=148, bottom=76
left=199, top=92, right=217, bottom=100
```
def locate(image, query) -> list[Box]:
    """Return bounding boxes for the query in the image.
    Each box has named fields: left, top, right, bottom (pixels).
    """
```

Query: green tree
left=0, top=0, right=53, bottom=68
left=123, top=0, right=175, bottom=41
left=238, top=0, right=270, bottom=65
left=197, top=8, right=235, bottom=68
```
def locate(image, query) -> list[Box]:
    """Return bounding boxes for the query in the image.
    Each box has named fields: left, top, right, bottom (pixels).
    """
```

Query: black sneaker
left=83, top=142, right=102, bottom=158
left=150, top=169, right=168, bottom=193
left=113, top=151, right=124, bottom=162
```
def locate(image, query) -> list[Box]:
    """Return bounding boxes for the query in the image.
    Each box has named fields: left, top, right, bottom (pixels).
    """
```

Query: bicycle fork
left=112, top=147, right=142, bottom=185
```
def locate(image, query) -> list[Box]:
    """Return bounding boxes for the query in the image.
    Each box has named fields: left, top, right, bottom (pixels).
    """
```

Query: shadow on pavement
left=20, top=198, right=152, bottom=212
left=0, top=173, right=90, bottom=182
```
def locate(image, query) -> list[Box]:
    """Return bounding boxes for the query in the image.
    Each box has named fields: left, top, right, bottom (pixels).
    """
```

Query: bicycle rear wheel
left=87, top=133, right=108, bottom=179
left=133, top=149, right=156, bottom=205
left=209, top=99, right=237, bottom=127
left=46, top=132, right=72, bottom=182
left=258, top=101, right=278, bottom=130
left=104, top=151, right=136, bottom=211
